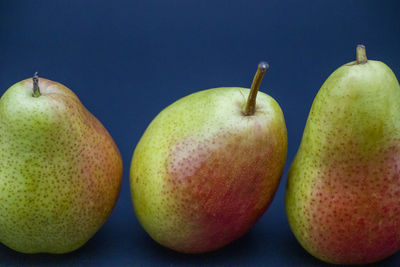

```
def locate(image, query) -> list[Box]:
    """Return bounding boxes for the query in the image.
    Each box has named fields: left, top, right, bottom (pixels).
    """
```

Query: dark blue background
left=1, top=1, right=400, bottom=266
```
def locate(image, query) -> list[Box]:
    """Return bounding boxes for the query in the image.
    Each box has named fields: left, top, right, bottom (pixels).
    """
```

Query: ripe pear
left=130, top=63, right=287, bottom=253
left=286, top=45, right=400, bottom=264
left=0, top=74, right=122, bottom=254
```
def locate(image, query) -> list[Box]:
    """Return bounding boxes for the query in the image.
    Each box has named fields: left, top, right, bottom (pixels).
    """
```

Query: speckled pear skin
left=286, top=60, right=400, bottom=264
left=130, top=87, right=287, bottom=253
left=0, top=78, right=122, bottom=254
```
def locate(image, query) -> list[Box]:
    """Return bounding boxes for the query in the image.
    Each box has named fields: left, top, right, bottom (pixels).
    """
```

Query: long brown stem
left=244, top=62, right=269, bottom=116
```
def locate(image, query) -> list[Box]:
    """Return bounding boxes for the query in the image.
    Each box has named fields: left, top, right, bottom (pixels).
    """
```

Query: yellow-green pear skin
left=286, top=46, right=400, bottom=264
left=0, top=77, right=123, bottom=254
left=131, top=85, right=287, bottom=253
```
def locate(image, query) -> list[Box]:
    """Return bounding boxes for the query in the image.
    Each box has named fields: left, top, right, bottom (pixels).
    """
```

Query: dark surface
left=1, top=0, right=400, bottom=266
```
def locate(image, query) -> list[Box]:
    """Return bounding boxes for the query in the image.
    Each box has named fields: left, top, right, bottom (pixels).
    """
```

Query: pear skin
left=130, top=64, right=287, bottom=253
left=0, top=76, right=122, bottom=253
left=286, top=46, right=400, bottom=264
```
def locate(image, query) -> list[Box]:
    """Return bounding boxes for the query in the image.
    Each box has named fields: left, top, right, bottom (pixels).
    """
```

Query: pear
left=286, top=45, right=400, bottom=264
left=130, top=63, right=287, bottom=253
left=0, top=74, right=122, bottom=254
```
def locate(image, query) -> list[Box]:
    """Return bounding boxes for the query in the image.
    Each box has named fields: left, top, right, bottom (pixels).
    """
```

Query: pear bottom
left=287, top=145, right=400, bottom=264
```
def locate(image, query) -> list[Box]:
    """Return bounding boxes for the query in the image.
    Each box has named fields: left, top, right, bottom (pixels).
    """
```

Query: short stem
left=32, top=72, right=40, bottom=97
left=244, top=62, right=269, bottom=116
left=356, top=45, right=367, bottom=64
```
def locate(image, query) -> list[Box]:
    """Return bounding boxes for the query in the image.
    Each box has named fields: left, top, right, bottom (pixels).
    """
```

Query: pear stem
left=356, top=45, right=368, bottom=64
left=244, top=62, right=269, bottom=116
left=32, top=72, right=40, bottom=97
